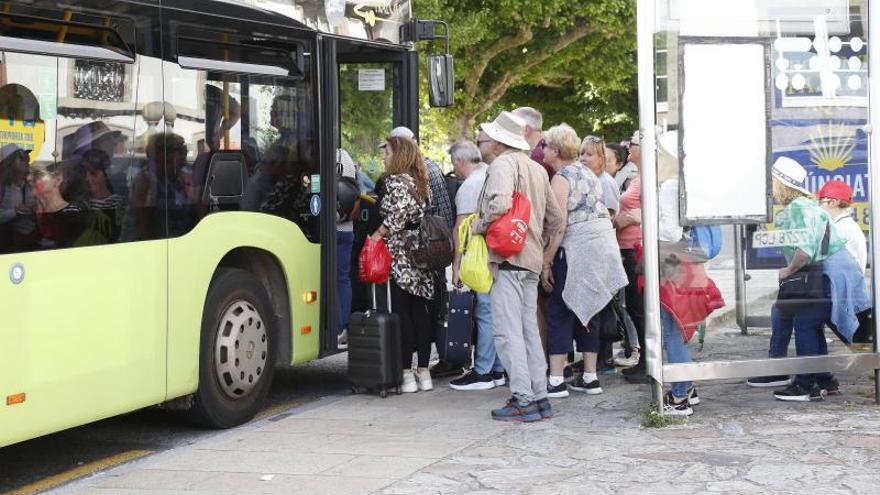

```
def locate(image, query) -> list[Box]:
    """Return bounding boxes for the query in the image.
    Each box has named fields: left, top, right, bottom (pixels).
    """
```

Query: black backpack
left=444, top=171, right=463, bottom=218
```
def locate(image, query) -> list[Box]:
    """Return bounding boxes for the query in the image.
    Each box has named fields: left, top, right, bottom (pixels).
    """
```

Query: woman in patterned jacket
left=371, top=136, right=435, bottom=393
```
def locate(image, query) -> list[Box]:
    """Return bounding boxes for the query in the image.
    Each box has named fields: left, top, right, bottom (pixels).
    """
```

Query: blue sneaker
left=491, top=397, right=542, bottom=422
left=536, top=398, right=554, bottom=419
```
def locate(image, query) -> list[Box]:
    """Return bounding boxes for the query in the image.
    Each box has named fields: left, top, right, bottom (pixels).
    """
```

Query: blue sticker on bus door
left=310, top=195, right=321, bottom=216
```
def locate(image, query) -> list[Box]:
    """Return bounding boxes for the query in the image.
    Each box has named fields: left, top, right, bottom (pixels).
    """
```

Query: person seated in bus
left=0, top=144, right=32, bottom=252
left=747, top=157, right=869, bottom=401
left=26, top=161, right=89, bottom=250
left=259, top=146, right=309, bottom=222
left=81, top=149, right=126, bottom=242
left=242, top=144, right=288, bottom=212
left=130, top=133, right=192, bottom=239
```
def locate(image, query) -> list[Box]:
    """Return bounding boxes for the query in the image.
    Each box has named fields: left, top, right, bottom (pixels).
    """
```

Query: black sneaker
left=686, top=386, right=700, bottom=406
left=547, top=382, right=569, bottom=398
left=562, top=365, right=574, bottom=382
left=746, top=375, right=792, bottom=388
left=569, top=376, right=603, bottom=395
left=492, top=371, right=508, bottom=387
left=773, top=383, right=824, bottom=402
left=818, top=377, right=841, bottom=396
left=662, top=391, right=693, bottom=416
left=449, top=370, right=496, bottom=391
left=491, top=397, right=542, bottom=422
left=536, top=398, right=554, bottom=419
left=623, top=369, right=650, bottom=384
left=430, top=360, right=464, bottom=378
left=622, top=363, right=645, bottom=376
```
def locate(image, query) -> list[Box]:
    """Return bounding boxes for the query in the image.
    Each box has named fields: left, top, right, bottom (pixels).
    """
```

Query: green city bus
left=0, top=0, right=448, bottom=448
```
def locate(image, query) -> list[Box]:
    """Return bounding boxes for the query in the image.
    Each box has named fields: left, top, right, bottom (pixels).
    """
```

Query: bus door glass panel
left=163, top=45, right=318, bottom=241
left=651, top=0, right=874, bottom=376
left=0, top=5, right=166, bottom=443
left=339, top=62, right=395, bottom=190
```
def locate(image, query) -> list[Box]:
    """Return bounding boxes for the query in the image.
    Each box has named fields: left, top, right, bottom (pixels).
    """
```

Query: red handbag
left=358, top=237, right=393, bottom=283
left=486, top=164, right=531, bottom=258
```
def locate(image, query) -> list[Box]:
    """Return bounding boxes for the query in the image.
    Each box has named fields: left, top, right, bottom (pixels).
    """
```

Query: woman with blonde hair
left=540, top=123, right=628, bottom=398
left=371, top=136, right=435, bottom=393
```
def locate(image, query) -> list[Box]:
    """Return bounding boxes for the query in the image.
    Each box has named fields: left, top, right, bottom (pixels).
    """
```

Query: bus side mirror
left=427, top=54, right=454, bottom=108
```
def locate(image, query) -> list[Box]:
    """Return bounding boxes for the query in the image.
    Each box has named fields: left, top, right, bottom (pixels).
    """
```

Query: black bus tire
left=185, top=268, right=276, bottom=428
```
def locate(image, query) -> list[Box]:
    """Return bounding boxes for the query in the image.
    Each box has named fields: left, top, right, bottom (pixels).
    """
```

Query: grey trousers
left=491, top=270, right=547, bottom=404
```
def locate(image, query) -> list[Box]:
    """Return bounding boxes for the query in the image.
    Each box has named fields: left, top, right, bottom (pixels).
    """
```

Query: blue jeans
left=337, top=230, right=354, bottom=334
left=769, top=300, right=833, bottom=388
left=660, top=308, right=692, bottom=398
left=473, top=292, right=503, bottom=375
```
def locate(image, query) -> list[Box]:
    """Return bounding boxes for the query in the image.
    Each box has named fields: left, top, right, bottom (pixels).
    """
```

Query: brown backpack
left=411, top=213, right=454, bottom=270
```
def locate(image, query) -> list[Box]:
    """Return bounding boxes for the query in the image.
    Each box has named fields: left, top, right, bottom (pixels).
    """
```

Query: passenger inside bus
left=27, top=161, right=88, bottom=249
left=130, top=132, right=193, bottom=239
left=0, top=144, right=35, bottom=253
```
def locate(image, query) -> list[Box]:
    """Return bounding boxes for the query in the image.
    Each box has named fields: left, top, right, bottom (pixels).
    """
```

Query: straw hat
left=480, top=111, right=530, bottom=151
left=771, top=156, right=810, bottom=195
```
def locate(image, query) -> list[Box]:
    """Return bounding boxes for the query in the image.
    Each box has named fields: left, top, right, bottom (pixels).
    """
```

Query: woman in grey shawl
left=540, top=124, right=629, bottom=398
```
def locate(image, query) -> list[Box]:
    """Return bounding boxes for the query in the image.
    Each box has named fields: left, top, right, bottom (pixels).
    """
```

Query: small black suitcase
left=348, top=283, right=402, bottom=397
left=437, top=290, right=474, bottom=366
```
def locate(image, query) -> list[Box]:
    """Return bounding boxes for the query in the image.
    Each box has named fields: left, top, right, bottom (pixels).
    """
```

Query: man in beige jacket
left=474, top=111, right=564, bottom=422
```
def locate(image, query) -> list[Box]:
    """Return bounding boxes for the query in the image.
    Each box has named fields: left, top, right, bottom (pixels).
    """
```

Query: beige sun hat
left=480, top=111, right=530, bottom=151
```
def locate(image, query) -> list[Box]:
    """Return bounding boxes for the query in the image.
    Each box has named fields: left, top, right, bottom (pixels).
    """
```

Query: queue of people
left=337, top=106, right=730, bottom=421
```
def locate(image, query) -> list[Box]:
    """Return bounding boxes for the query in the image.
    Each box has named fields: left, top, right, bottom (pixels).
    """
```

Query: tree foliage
left=414, top=0, right=637, bottom=144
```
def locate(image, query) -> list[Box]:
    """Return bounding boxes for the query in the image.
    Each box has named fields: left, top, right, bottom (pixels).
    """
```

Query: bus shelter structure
left=636, top=0, right=880, bottom=407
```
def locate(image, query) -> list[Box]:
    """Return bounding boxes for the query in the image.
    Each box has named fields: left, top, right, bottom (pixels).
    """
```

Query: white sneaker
left=401, top=369, right=418, bottom=393
left=337, top=329, right=348, bottom=350
left=416, top=368, right=433, bottom=391
left=613, top=350, right=640, bottom=368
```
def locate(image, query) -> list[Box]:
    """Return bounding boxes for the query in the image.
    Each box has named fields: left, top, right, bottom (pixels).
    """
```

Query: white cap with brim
left=379, top=126, right=416, bottom=148
left=771, top=156, right=811, bottom=195
left=480, top=111, right=530, bottom=151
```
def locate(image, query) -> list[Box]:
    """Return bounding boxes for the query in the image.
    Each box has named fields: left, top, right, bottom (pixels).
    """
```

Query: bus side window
left=163, top=53, right=319, bottom=241
left=0, top=50, right=139, bottom=254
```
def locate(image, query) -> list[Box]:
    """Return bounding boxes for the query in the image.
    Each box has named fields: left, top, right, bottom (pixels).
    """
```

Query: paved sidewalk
left=50, top=266, right=880, bottom=495
left=51, top=363, right=880, bottom=495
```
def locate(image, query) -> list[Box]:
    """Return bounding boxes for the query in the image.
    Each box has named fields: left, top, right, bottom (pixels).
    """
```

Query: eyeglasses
left=476, top=139, right=492, bottom=146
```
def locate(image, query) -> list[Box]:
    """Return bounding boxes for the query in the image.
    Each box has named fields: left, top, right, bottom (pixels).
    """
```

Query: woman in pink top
left=613, top=134, right=646, bottom=381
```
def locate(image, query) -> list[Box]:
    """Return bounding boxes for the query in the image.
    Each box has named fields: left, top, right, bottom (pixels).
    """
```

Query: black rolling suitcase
left=348, top=283, right=402, bottom=397
left=437, top=290, right=474, bottom=366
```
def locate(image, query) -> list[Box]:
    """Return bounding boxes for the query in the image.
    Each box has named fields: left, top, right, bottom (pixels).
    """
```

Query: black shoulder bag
left=777, top=222, right=830, bottom=303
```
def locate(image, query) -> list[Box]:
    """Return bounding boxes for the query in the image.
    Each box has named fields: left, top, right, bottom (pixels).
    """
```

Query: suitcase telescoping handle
left=371, top=283, right=392, bottom=313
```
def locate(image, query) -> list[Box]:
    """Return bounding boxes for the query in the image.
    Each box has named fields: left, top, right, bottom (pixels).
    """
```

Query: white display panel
left=681, top=42, right=770, bottom=223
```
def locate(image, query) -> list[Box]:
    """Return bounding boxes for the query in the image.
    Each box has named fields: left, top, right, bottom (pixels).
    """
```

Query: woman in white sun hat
left=748, top=156, right=869, bottom=402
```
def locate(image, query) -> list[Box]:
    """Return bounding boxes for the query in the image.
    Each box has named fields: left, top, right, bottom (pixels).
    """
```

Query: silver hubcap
left=214, top=299, right=268, bottom=399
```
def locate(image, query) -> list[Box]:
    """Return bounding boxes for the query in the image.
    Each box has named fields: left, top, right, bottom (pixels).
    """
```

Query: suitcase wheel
left=379, top=389, right=388, bottom=398
left=351, top=384, right=366, bottom=394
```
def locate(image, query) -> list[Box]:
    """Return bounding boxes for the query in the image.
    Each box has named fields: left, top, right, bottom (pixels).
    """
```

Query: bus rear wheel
left=186, top=268, right=276, bottom=428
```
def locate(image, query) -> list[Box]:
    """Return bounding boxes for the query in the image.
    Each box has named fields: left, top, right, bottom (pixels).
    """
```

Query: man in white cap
left=473, top=110, right=564, bottom=422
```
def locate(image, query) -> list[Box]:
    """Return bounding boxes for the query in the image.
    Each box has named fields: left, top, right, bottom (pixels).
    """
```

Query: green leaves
left=414, top=0, right=637, bottom=143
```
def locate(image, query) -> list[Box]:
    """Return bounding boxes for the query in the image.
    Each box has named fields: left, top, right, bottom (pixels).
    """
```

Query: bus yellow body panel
left=165, top=212, right=322, bottom=399
left=0, top=242, right=168, bottom=447
left=0, top=213, right=321, bottom=447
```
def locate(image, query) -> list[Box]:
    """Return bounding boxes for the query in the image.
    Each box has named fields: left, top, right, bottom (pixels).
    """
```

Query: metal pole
left=636, top=0, right=664, bottom=409
left=734, top=225, right=748, bottom=334
left=868, top=1, right=880, bottom=405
